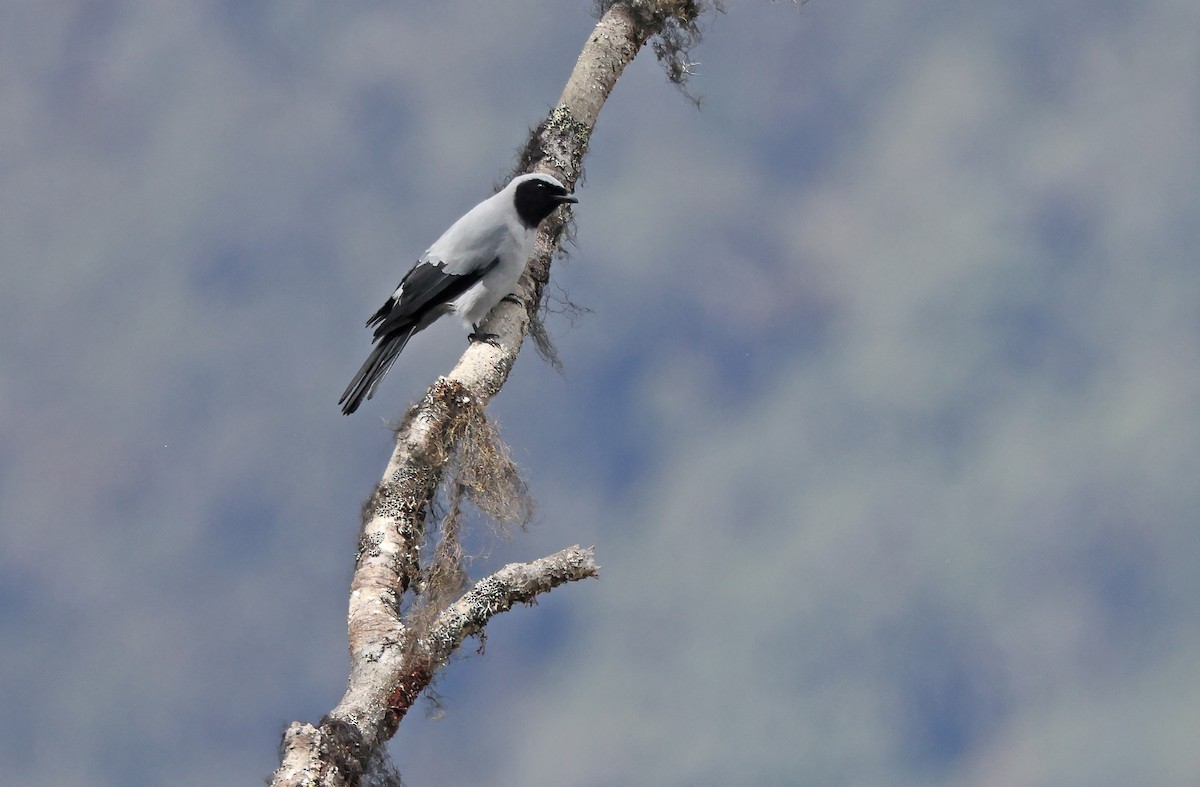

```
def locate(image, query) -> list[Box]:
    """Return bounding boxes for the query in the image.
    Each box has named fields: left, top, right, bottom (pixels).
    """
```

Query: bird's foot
left=469, top=327, right=502, bottom=348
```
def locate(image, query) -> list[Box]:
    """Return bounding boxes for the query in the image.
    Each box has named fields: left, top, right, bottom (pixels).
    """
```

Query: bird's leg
left=469, top=294, right=525, bottom=346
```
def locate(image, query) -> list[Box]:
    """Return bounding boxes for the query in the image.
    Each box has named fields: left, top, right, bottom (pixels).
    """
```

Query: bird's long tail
left=339, top=326, right=417, bottom=415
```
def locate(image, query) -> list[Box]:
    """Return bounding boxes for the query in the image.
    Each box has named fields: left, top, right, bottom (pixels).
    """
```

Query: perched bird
left=339, top=172, right=577, bottom=415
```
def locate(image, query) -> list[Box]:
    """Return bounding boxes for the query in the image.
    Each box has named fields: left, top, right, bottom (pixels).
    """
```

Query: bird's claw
left=469, top=329, right=502, bottom=348
left=500, top=293, right=526, bottom=308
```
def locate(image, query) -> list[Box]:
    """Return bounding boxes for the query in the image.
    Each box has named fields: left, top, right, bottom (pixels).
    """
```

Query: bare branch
left=426, top=546, right=600, bottom=664
left=270, top=4, right=690, bottom=785
left=275, top=723, right=341, bottom=787
left=380, top=547, right=600, bottom=731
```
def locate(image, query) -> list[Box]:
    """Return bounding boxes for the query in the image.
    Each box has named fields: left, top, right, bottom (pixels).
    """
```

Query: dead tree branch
left=272, top=3, right=702, bottom=784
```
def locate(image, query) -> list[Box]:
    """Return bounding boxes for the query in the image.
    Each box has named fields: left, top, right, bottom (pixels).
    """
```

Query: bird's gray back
left=423, top=195, right=514, bottom=274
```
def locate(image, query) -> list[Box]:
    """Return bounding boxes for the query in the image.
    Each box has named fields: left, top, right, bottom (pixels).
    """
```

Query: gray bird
left=340, top=172, right=577, bottom=415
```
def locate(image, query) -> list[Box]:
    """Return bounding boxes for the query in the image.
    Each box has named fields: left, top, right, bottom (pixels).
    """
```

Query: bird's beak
left=559, top=194, right=579, bottom=204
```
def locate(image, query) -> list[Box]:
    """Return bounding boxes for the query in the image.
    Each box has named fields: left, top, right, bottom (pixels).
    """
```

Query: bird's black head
left=511, top=173, right=577, bottom=229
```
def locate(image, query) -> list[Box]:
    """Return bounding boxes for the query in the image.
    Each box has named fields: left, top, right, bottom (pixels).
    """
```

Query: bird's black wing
left=341, top=257, right=500, bottom=415
left=367, top=258, right=500, bottom=338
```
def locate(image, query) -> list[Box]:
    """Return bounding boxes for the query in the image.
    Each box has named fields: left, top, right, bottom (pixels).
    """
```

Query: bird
left=339, top=172, right=578, bottom=415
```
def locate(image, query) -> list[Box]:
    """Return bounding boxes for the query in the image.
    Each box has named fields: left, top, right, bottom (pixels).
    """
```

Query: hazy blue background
left=4, top=1, right=1199, bottom=784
